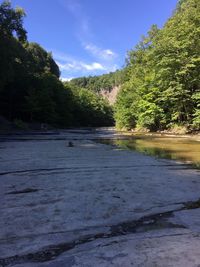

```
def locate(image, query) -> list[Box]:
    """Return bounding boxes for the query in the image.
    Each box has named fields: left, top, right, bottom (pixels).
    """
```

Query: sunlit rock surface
left=0, top=128, right=200, bottom=267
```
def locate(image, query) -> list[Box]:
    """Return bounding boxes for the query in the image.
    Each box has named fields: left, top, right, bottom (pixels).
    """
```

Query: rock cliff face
left=100, top=86, right=121, bottom=105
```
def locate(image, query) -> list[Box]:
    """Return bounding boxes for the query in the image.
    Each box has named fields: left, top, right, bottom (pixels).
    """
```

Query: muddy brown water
left=98, top=134, right=200, bottom=168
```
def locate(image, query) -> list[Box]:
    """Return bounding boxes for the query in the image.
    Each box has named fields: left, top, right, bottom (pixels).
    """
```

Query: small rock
left=68, top=141, right=74, bottom=147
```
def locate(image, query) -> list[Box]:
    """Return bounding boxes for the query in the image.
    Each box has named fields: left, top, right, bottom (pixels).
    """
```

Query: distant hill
left=68, top=70, right=126, bottom=105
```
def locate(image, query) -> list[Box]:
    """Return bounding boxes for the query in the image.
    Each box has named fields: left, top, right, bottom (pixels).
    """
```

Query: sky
left=9, top=0, right=178, bottom=80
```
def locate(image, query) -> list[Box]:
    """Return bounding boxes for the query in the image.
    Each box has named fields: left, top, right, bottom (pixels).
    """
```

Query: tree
left=66, top=85, right=114, bottom=127
left=0, top=0, right=27, bottom=42
left=68, top=70, right=125, bottom=94
left=114, top=0, right=200, bottom=131
left=0, top=1, right=27, bottom=92
left=26, top=43, right=60, bottom=77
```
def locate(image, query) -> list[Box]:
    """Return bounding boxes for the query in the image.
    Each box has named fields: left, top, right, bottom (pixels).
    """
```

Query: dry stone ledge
left=0, top=128, right=200, bottom=267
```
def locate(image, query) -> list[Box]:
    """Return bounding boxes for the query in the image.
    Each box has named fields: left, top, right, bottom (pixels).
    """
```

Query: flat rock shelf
left=0, top=128, right=200, bottom=267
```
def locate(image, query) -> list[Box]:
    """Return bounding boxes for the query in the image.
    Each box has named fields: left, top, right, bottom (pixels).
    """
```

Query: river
left=99, top=133, right=200, bottom=168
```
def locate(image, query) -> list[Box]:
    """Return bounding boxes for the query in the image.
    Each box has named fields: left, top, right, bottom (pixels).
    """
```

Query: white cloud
left=84, top=43, right=117, bottom=61
left=60, top=77, right=74, bottom=82
left=59, top=0, right=117, bottom=61
left=57, top=0, right=120, bottom=75
left=56, top=59, right=105, bottom=72
left=83, top=62, right=105, bottom=71
left=52, top=50, right=119, bottom=77
left=52, top=51, right=74, bottom=63
left=104, top=49, right=115, bottom=56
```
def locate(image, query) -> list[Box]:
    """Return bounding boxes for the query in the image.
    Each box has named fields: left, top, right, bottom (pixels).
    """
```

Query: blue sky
left=9, top=0, right=178, bottom=80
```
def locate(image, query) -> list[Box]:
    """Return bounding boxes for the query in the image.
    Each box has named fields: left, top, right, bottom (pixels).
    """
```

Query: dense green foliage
left=0, top=1, right=113, bottom=128
left=1, top=0, right=200, bottom=131
left=69, top=70, right=126, bottom=93
left=65, top=84, right=113, bottom=126
left=115, top=0, right=200, bottom=131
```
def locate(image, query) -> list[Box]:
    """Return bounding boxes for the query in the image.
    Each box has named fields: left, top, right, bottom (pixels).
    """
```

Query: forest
left=69, top=70, right=126, bottom=94
left=0, top=0, right=200, bottom=132
left=114, top=0, right=200, bottom=132
left=0, top=1, right=113, bottom=128
left=67, top=0, right=200, bottom=132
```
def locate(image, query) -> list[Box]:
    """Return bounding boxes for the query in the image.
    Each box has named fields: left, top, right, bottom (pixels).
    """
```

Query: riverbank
left=0, top=128, right=200, bottom=266
left=119, top=128, right=200, bottom=142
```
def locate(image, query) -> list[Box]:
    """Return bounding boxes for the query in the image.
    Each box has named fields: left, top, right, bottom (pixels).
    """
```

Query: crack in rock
left=1, top=197, right=200, bottom=266
left=6, top=188, right=39, bottom=195
left=0, top=164, right=180, bottom=176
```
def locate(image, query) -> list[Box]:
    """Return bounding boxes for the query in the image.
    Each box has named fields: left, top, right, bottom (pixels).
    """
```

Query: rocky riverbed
left=0, top=128, right=200, bottom=267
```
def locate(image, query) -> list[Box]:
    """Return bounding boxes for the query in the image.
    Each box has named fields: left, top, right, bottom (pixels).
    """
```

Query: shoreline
left=116, top=128, right=200, bottom=140
left=1, top=127, right=200, bottom=143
